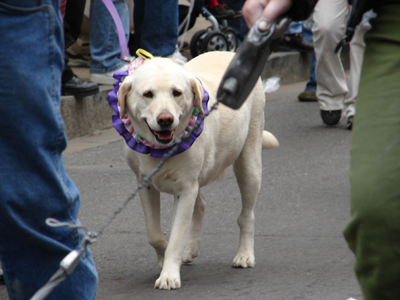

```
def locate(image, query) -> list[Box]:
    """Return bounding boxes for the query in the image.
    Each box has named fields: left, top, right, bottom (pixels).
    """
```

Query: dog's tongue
left=154, top=130, right=174, bottom=140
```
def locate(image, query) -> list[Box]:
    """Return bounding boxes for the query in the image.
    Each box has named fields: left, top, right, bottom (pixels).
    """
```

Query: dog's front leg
left=183, top=189, right=205, bottom=263
left=139, top=183, right=168, bottom=269
left=154, top=183, right=199, bottom=290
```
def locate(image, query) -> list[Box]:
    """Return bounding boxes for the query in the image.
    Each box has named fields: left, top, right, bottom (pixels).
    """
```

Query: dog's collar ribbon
left=107, top=50, right=209, bottom=158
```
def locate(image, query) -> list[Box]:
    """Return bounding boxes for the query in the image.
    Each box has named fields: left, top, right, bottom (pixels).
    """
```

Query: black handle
left=217, top=19, right=276, bottom=109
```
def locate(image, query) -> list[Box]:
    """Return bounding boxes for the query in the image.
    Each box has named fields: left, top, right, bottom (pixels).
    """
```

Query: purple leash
left=101, top=0, right=131, bottom=61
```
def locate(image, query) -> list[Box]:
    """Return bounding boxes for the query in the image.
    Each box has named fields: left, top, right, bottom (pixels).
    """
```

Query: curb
left=61, top=86, right=115, bottom=139
left=61, top=51, right=313, bottom=140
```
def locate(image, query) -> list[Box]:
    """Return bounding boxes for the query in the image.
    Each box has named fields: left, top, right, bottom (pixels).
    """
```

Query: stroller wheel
left=202, top=31, right=228, bottom=53
left=190, top=29, right=207, bottom=58
left=222, top=28, right=238, bottom=52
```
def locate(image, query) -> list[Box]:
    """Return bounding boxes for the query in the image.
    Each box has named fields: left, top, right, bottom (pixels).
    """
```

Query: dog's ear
left=191, top=78, right=205, bottom=115
left=118, top=77, right=133, bottom=118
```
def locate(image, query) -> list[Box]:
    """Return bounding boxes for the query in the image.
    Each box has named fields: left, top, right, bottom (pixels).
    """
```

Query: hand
left=242, top=0, right=292, bottom=31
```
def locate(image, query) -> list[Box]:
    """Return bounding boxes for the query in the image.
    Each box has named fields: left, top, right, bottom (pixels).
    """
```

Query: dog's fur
left=118, top=51, right=278, bottom=290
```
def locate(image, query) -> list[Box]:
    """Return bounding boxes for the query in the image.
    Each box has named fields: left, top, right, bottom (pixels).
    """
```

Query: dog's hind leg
left=182, top=189, right=206, bottom=263
left=139, top=183, right=168, bottom=269
left=232, top=146, right=262, bottom=268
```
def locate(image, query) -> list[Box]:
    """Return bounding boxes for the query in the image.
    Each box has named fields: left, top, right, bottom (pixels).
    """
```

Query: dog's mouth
left=144, top=121, right=175, bottom=144
left=150, top=129, right=175, bottom=144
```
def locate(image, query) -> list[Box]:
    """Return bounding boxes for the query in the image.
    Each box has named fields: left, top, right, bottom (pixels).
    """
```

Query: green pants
left=343, top=3, right=400, bottom=300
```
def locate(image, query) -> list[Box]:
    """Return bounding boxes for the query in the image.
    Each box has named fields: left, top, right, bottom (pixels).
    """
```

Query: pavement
left=0, top=10, right=359, bottom=300
left=73, top=82, right=361, bottom=300
left=0, top=80, right=361, bottom=300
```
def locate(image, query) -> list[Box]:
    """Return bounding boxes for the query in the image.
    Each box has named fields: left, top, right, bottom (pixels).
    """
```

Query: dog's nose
left=157, top=113, right=174, bottom=127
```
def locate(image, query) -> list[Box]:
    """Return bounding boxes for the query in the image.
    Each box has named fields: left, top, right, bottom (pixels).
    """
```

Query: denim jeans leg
left=90, top=0, right=129, bottom=73
left=305, top=52, right=317, bottom=92
left=134, top=0, right=178, bottom=57
left=0, top=1, right=97, bottom=299
left=225, top=0, right=248, bottom=44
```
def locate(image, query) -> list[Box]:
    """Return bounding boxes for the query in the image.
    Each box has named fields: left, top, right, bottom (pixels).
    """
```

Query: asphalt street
left=0, top=81, right=362, bottom=300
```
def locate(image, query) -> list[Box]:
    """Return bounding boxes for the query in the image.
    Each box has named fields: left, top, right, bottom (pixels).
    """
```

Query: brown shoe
left=298, top=90, right=317, bottom=102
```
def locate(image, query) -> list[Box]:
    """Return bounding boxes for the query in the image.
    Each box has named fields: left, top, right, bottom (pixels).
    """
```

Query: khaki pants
left=312, top=0, right=370, bottom=119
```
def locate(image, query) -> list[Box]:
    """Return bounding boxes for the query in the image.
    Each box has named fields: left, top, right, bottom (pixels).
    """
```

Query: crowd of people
left=0, top=0, right=399, bottom=299
left=62, top=0, right=242, bottom=92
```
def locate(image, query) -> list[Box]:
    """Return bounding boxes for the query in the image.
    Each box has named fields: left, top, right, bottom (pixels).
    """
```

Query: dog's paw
left=154, top=273, right=181, bottom=290
left=232, top=253, right=255, bottom=268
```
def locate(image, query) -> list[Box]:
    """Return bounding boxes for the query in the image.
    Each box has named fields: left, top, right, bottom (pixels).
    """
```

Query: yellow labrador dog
left=117, top=51, right=278, bottom=290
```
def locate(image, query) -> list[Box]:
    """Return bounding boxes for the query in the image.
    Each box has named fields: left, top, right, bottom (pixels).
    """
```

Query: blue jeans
left=134, top=0, right=178, bottom=57
left=0, top=1, right=98, bottom=299
left=90, top=0, right=129, bottom=73
left=226, top=0, right=248, bottom=44
left=300, top=22, right=316, bottom=92
left=284, top=21, right=316, bottom=92
left=286, top=21, right=303, bottom=34
left=305, top=52, right=317, bottom=92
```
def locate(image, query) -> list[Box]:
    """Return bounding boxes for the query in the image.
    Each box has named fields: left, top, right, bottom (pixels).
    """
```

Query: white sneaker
left=167, top=45, right=188, bottom=65
left=90, top=64, right=129, bottom=85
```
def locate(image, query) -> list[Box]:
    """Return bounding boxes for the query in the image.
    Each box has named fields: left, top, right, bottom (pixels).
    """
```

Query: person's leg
left=304, top=17, right=316, bottom=92
left=312, top=0, right=348, bottom=123
left=226, top=0, right=248, bottom=43
left=89, top=0, right=129, bottom=74
left=343, top=4, right=400, bottom=300
left=64, top=0, right=86, bottom=49
left=342, top=15, right=372, bottom=127
left=298, top=52, right=317, bottom=102
left=298, top=20, right=317, bottom=102
left=62, top=0, right=86, bottom=83
left=0, top=1, right=97, bottom=299
left=305, top=52, right=317, bottom=92
left=62, top=0, right=98, bottom=96
left=137, top=0, right=178, bottom=57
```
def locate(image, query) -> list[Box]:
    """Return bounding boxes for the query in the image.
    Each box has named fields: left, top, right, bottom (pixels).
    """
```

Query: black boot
left=62, top=75, right=99, bottom=97
left=320, top=109, right=342, bottom=126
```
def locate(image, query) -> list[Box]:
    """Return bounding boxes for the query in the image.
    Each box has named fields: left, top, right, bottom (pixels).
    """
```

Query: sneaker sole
left=90, top=73, right=117, bottom=85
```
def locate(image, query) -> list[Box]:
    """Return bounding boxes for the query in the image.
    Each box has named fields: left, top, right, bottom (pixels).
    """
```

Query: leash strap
left=101, top=0, right=131, bottom=61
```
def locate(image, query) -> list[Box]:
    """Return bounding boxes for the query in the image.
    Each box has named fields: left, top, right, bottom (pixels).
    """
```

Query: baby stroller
left=179, top=2, right=240, bottom=58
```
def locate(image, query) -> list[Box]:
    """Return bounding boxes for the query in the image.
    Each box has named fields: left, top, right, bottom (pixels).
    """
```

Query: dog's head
left=118, top=58, right=204, bottom=146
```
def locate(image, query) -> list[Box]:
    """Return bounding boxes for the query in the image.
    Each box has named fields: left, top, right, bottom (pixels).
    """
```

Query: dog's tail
left=262, top=131, right=279, bottom=149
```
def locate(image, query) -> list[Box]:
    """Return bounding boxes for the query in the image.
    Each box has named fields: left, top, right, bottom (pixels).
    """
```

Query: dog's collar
left=108, top=70, right=209, bottom=158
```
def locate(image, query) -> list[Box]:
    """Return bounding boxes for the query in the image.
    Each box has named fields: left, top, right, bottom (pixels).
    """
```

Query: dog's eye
left=173, top=90, right=182, bottom=97
left=143, top=91, right=153, bottom=98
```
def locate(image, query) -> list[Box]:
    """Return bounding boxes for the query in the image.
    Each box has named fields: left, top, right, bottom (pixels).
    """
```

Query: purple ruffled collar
left=108, top=70, right=209, bottom=158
